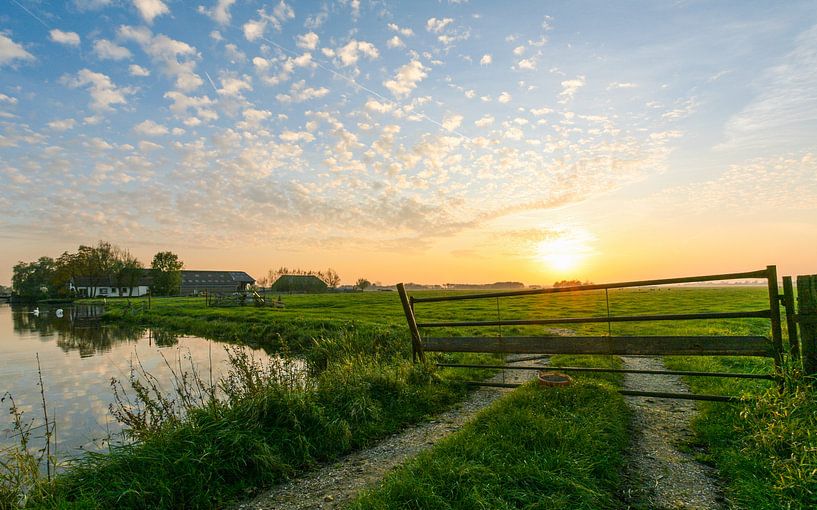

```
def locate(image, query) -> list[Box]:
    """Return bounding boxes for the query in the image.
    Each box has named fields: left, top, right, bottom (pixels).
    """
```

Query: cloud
left=384, top=59, right=428, bottom=98
left=60, top=68, right=135, bottom=111
left=388, top=23, right=414, bottom=37
left=133, top=0, right=169, bottom=24
left=94, top=39, right=132, bottom=60
left=474, top=115, right=494, bottom=127
left=442, top=113, right=463, bottom=132
left=243, top=1, right=295, bottom=41
left=336, top=40, right=380, bottom=67
left=365, top=99, right=393, bottom=113
left=296, top=32, right=319, bottom=50
left=73, top=0, right=112, bottom=10
left=480, top=53, right=492, bottom=65
left=0, top=34, right=35, bottom=67
left=559, top=76, right=585, bottom=103
left=279, top=130, right=315, bottom=143
left=498, top=91, right=512, bottom=103
left=426, top=17, right=453, bottom=33
left=133, top=119, right=169, bottom=136
left=199, top=0, right=237, bottom=25
left=276, top=80, right=329, bottom=103
left=530, top=106, right=552, bottom=116
left=129, top=64, right=151, bottom=76
left=387, top=36, right=404, bottom=49
left=0, top=93, right=17, bottom=104
left=513, top=45, right=525, bottom=56
left=118, top=25, right=203, bottom=91
left=50, top=29, right=81, bottom=47
left=217, top=74, right=252, bottom=97
left=48, top=119, right=76, bottom=131
left=607, top=82, right=638, bottom=89
left=721, top=23, right=817, bottom=150
left=517, top=58, right=536, bottom=70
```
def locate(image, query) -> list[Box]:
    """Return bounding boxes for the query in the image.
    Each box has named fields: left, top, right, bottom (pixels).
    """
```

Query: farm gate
left=397, top=266, right=809, bottom=402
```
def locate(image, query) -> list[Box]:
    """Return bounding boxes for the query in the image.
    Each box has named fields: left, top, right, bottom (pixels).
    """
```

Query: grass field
left=4, top=286, right=813, bottom=509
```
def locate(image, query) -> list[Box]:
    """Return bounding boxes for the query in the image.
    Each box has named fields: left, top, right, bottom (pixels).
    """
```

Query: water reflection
left=10, top=305, right=180, bottom=357
left=0, top=303, right=296, bottom=466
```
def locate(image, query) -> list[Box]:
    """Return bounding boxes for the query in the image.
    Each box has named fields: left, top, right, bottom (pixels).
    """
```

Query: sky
left=1, top=0, right=816, bottom=287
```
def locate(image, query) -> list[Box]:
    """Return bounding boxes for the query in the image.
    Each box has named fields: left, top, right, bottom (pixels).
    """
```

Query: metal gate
left=398, top=266, right=796, bottom=402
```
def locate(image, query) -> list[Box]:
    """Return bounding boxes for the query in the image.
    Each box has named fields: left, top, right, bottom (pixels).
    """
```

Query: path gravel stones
left=234, top=357, right=538, bottom=510
left=621, top=356, right=724, bottom=510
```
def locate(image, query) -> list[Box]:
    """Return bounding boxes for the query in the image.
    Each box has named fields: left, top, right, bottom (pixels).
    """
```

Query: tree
left=12, top=257, right=57, bottom=298
left=151, top=251, right=183, bottom=296
left=115, top=252, right=144, bottom=297
left=324, top=268, right=340, bottom=288
left=355, top=278, right=371, bottom=291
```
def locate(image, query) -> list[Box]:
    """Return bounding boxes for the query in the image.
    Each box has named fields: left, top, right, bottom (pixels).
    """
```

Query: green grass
left=56, top=286, right=815, bottom=509
left=350, top=357, right=628, bottom=510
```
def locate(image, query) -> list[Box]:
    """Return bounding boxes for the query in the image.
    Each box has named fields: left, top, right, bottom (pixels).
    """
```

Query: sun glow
left=535, top=229, right=594, bottom=274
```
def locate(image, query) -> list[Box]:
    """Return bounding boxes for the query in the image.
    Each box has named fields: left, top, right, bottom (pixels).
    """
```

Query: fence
left=397, top=266, right=813, bottom=402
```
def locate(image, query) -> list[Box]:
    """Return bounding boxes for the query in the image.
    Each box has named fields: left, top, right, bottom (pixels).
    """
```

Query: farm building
left=270, top=274, right=329, bottom=293
left=71, top=274, right=151, bottom=298
left=180, top=271, right=255, bottom=295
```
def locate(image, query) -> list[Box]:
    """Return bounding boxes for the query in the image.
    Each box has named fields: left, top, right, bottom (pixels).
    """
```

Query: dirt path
left=234, top=358, right=539, bottom=510
left=621, top=356, right=724, bottom=510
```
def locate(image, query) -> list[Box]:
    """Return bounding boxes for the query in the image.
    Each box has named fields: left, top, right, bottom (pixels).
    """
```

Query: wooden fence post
left=782, top=276, right=799, bottom=360
left=796, top=275, right=817, bottom=376
left=397, top=283, right=426, bottom=363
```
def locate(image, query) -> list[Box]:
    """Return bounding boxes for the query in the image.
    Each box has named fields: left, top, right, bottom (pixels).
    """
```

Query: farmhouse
left=270, top=274, right=329, bottom=293
left=70, top=270, right=255, bottom=297
left=180, top=271, right=255, bottom=295
left=71, top=274, right=151, bottom=298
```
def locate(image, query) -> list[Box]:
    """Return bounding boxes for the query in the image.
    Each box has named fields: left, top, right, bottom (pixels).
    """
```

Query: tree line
left=11, top=241, right=184, bottom=299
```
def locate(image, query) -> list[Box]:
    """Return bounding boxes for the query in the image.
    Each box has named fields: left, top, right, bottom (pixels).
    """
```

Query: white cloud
left=0, top=34, right=35, bottom=67
left=336, top=40, right=380, bottom=67
left=48, top=119, right=76, bottom=131
left=199, top=0, right=237, bottom=25
left=94, top=39, right=132, bottom=60
left=118, top=25, right=203, bottom=91
left=559, top=76, right=585, bottom=103
left=129, top=64, right=151, bottom=76
left=243, top=1, right=295, bottom=41
left=608, top=82, right=638, bottom=89
left=464, top=89, right=476, bottom=99
left=0, top=93, right=17, bottom=104
left=530, top=106, right=552, bottom=116
left=276, top=80, right=329, bottom=103
left=474, top=115, right=494, bottom=127
left=387, top=36, right=404, bottom=49
left=498, top=91, right=512, bottom=103
left=133, top=119, right=169, bottom=136
left=517, top=58, right=536, bottom=70
left=365, top=99, right=393, bottom=113
left=218, top=74, right=252, bottom=97
left=50, top=29, right=81, bottom=47
left=296, top=32, right=319, bottom=50
left=242, top=108, right=271, bottom=126
left=279, top=130, right=315, bottom=143
left=513, top=45, right=525, bottom=56
left=426, top=17, right=453, bottom=33
left=383, top=59, right=428, bottom=98
left=480, top=54, right=492, bottom=65
left=442, top=113, right=463, bottom=132
left=133, top=0, right=169, bottom=24
left=60, top=68, right=135, bottom=111
left=388, top=23, right=414, bottom=37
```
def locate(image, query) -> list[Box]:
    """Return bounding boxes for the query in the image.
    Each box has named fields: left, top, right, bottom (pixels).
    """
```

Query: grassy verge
left=664, top=356, right=816, bottom=509
left=351, top=356, right=629, bottom=510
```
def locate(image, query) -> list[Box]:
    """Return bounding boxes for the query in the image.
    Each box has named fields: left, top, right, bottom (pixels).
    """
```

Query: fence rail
left=398, top=265, right=792, bottom=402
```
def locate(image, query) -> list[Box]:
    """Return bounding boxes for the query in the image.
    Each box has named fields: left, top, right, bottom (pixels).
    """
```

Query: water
left=0, top=303, right=289, bottom=462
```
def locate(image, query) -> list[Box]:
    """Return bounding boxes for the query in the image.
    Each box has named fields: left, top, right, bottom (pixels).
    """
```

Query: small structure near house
left=181, top=271, right=255, bottom=296
left=270, top=274, right=328, bottom=293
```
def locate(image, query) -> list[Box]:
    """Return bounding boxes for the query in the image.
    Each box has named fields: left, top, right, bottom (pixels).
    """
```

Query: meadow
left=2, top=286, right=813, bottom=509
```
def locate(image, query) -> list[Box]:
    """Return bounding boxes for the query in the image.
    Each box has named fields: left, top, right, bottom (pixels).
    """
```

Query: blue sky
left=1, top=1, right=816, bottom=285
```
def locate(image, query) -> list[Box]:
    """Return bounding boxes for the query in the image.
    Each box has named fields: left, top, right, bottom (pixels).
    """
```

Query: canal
left=0, top=302, right=277, bottom=464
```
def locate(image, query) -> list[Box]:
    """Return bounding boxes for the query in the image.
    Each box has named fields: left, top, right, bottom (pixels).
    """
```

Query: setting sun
left=535, top=230, right=594, bottom=274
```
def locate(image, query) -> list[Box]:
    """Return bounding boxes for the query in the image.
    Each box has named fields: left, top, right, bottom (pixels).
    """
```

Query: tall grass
left=351, top=357, right=629, bottom=510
